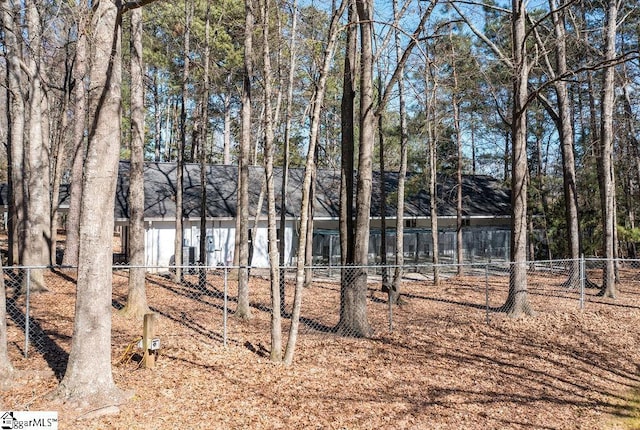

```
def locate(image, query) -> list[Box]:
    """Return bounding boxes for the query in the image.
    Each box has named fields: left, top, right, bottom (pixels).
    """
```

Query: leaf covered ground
left=2, top=266, right=640, bottom=429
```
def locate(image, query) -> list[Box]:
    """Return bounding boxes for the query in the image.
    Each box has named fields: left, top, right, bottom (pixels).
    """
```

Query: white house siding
left=246, top=221, right=296, bottom=267
left=144, top=219, right=296, bottom=269
left=144, top=221, right=177, bottom=269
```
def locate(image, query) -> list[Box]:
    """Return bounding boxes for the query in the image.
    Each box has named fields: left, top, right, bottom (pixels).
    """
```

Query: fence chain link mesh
left=5, top=258, right=640, bottom=359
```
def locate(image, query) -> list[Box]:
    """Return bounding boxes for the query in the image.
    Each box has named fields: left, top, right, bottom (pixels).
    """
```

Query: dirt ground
left=2, top=265, right=640, bottom=429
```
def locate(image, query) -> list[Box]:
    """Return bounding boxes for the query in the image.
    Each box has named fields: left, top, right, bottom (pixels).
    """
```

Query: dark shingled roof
left=0, top=183, right=71, bottom=208
left=114, top=161, right=511, bottom=221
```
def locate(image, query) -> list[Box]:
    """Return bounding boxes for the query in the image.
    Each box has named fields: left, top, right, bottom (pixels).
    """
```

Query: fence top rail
left=4, top=257, right=640, bottom=272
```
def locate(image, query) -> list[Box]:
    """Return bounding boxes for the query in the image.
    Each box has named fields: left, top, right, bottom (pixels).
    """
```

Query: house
left=113, top=162, right=511, bottom=269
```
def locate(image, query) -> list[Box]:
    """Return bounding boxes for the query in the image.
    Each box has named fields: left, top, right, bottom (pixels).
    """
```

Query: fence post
left=580, top=254, right=585, bottom=310
left=25, top=268, right=31, bottom=358
left=142, top=313, right=158, bottom=368
left=388, top=281, right=393, bottom=333
left=485, top=264, right=489, bottom=325
left=328, top=239, right=333, bottom=278
left=223, top=266, right=228, bottom=348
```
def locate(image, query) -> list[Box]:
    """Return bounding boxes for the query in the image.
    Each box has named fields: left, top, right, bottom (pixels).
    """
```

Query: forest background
left=0, top=0, right=639, bottom=415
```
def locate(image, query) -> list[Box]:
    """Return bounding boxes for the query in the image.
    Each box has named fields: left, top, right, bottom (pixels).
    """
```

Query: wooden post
left=142, top=312, right=157, bottom=368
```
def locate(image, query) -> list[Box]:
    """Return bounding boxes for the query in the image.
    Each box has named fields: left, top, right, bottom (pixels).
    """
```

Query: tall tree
left=452, top=0, right=534, bottom=316
left=151, top=66, right=162, bottom=162
left=336, top=0, right=375, bottom=337
left=339, top=0, right=356, bottom=270
left=121, top=6, right=150, bottom=319
left=199, top=1, right=211, bottom=274
left=3, top=0, right=26, bottom=267
left=279, top=0, right=299, bottom=313
left=599, top=0, right=618, bottom=298
left=530, top=0, right=581, bottom=283
left=56, top=0, right=126, bottom=408
left=390, top=0, right=407, bottom=305
left=285, top=0, right=347, bottom=364
left=223, top=75, right=233, bottom=165
left=236, top=0, right=254, bottom=319
left=504, top=0, right=534, bottom=316
left=377, top=74, right=389, bottom=287
left=620, top=60, right=640, bottom=258
left=376, top=0, right=437, bottom=302
left=425, top=47, right=440, bottom=286
left=449, top=29, right=465, bottom=276
left=49, top=28, right=74, bottom=267
left=23, top=0, right=49, bottom=291
left=63, top=2, right=88, bottom=267
left=260, top=0, right=282, bottom=362
left=174, top=0, right=193, bottom=283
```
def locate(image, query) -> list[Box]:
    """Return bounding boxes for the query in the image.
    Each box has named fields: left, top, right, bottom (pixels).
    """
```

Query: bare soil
left=2, top=266, right=640, bottom=429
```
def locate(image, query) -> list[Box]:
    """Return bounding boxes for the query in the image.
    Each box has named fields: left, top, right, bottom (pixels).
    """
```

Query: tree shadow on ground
left=402, top=291, right=502, bottom=312
left=146, top=275, right=231, bottom=312
left=147, top=273, right=339, bottom=338
left=6, top=297, right=69, bottom=379
left=371, top=321, right=637, bottom=428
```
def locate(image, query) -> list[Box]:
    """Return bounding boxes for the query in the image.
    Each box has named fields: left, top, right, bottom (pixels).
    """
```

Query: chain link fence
left=5, top=258, right=640, bottom=359
left=3, top=265, right=78, bottom=362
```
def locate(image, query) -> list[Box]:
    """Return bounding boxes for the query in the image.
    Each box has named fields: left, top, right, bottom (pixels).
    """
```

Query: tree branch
left=449, top=0, right=512, bottom=68
left=121, top=0, right=159, bottom=13
left=375, top=0, right=439, bottom=115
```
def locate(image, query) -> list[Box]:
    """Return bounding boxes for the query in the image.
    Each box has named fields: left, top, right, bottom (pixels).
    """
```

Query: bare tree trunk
left=341, top=0, right=435, bottom=315
left=304, top=176, right=315, bottom=287
left=251, top=179, right=266, bottom=262
left=190, top=101, right=200, bottom=162
left=390, top=0, right=406, bottom=305
left=340, top=0, right=356, bottom=268
left=530, top=128, right=551, bottom=261
left=49, top=81, right=67, bottom=267
left=528, top=212, right=535, bottom=262
left=455, top=98, right=464, bottom=274
left=251, top=105, right=264, bottom=166
left=199, top=2, right=211, bottom=274
left=447, top=34, right=464, bottom=275
left=503, top=130, right=510, bottom=183
left=377, top=75, right=389, bottom=287
left=24, top=0, right=48, bottom=291
left=279, top=0, right=298, bottom=311
left=3, top=0, right=26, bottom=267
left=426, top=60, right=440, bottom=286
left=337, top=0, right=375, bottom=338
left=57, top=0, right=125, bottom=408
left=428, top=128, right=439, bottom=285
left=175, top=0, right=193, bottom=284
left=121, top=7, right=150, bottom=320
left=272, top=8, right=285, bottom=129
left=285, top=0, right=346, bottom=364
left=260, top=0, right=282, bottom=362
left=0, top=259, right=14, bottom=387
left=63, top=8, right=88, bottom=267
left=339, top=0, right=357, bottom=329
left=471, top=121, right=477, bottom=176
left=504, top=0, right=534, bottom=317
left=223, top=75, right=232, bottom=165
left=236, top=0, right=254, bottom=319
left=623, top=67, right=640, bottom=258
left=599, top=0, right=618, bottom=298
left=550, top=0, right=581, bottom=285
left=535, top=0, right=581, bottom=287
left=153, top=68, right=162, bottom=161
left=167, top=98, right=177, bottom=161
